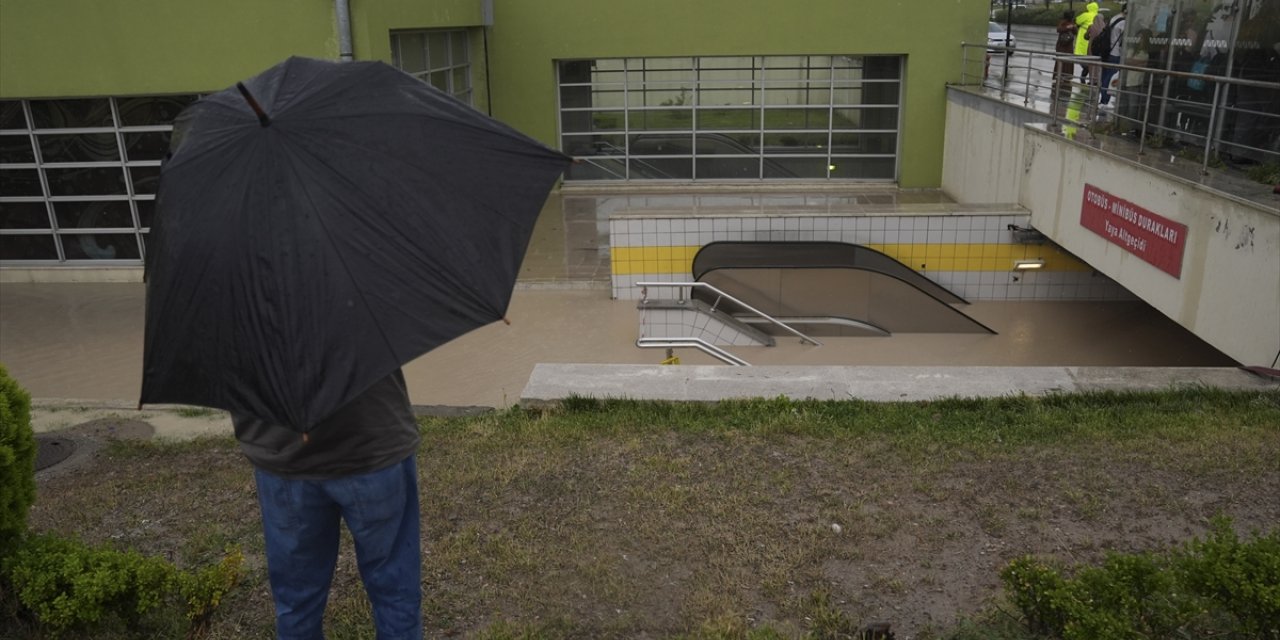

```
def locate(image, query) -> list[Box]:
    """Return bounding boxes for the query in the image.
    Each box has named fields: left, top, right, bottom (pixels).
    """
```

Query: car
left=987, top=21, right=1016, bottom=56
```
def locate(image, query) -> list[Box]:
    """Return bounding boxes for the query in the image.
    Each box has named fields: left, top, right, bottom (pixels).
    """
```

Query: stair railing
left=635, top=337, right=751, bottom=366
left=637, top=281, right=822, bottom=346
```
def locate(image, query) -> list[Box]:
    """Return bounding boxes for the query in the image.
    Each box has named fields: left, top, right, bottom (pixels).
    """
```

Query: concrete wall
left=941, top=88, right=1054, bottom=204
left=1020, top=127, right=1280, bottom=367
left=608, top=209, right=1132, bottom=302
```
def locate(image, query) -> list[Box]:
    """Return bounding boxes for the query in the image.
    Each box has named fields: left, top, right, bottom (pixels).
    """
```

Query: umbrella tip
left=236, top=82, right=272, bottom=127
left=502, top=316, right=511, bottom=326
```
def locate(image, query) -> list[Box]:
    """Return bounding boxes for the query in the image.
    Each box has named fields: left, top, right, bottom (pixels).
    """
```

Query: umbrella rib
left=278, top=147, right=406, bottom=366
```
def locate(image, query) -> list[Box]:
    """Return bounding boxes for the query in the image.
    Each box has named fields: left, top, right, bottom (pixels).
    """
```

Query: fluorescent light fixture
left=1014, top=259, right=1046, bottom=270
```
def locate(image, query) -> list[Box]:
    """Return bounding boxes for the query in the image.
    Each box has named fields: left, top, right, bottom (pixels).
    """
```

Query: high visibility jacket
left=1075, top=2, right=1099, bottom=55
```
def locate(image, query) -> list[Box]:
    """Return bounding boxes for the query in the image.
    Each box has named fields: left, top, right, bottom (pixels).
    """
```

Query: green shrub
left=1000, top=518, right=1280, bottom=639
left=0, top=363, right=36, bottom=547
left=2, top=533, right=244, bottom=635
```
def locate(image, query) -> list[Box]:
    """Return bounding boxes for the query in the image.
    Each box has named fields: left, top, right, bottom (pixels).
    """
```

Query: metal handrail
left=636, top=337, right=751, bottom=366
left=636, top=281, right=822, bottom=346
left=958, top=42, right=1280, bottom=176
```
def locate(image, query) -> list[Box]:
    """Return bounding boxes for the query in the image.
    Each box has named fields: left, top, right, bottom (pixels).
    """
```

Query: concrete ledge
left=520, top=364, right=1278, bottom=406
left=1, top=266, right=144, bottom=283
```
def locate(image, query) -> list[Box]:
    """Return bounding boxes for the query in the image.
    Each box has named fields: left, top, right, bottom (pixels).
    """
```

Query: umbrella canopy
left=140, top=56, right=570, bottom=430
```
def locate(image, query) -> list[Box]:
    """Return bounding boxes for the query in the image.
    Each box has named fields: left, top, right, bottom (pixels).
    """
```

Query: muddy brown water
left=0, top=282, right=1234, bottom=410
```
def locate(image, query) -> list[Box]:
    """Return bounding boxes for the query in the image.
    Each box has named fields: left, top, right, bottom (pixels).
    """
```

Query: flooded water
left=0, top=281, right=1234, bottom=409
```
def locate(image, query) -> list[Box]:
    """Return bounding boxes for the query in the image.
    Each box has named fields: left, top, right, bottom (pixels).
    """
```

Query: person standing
left=1100, top=6, right=1128, bottom=106
left=1074, top=2, right=1101, bottom=81
left=1054, top=10, right=1078, bottom=96
left=234, top=370, right=423, bottom=640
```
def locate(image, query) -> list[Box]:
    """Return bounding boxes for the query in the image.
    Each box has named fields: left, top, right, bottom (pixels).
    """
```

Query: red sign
left=1080, top=184, right=1187, bottom=278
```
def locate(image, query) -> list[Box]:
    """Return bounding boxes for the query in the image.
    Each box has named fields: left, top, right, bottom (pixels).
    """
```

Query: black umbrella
left=140, top=56, right=570, bottom=430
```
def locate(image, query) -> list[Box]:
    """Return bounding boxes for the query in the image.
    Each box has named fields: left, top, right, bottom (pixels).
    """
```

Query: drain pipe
left=335, top=0, right=354, bottom=61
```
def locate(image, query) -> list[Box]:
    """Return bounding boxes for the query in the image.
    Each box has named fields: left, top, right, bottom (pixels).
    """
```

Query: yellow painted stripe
left=611, top=244, right=1091, bottom=275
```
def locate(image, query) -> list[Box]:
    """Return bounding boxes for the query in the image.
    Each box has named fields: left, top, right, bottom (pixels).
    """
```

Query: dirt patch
left=21, top=422, right=1279, bottom=639
left=33, top=417, right=155, bottom=480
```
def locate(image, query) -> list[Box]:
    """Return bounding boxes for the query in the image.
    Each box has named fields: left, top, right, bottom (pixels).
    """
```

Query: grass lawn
left=11, top=389, right=1280, bottom=639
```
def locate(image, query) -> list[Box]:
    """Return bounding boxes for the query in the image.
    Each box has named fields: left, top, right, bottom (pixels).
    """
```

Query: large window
left=391, top=29, right=473, bottom=106
left=0, top=95, right=195, bottom=263
left=558, top=55, right=903, bottom=182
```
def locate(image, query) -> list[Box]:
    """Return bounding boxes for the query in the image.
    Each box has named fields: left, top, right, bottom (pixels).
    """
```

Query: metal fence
left=959, top=43, right=1280, bottom=176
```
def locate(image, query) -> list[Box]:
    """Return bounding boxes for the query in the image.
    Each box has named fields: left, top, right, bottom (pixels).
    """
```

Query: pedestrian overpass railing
left=958, top=42, right=1280, bottom=178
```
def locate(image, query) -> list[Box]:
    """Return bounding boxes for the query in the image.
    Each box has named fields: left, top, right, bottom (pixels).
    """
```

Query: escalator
left=692, top=241, right=995, bottom=336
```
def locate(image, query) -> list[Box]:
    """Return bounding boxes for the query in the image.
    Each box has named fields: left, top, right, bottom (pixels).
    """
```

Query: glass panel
left=565, top=157, right=627, bottom=180
left=0, top=234, right=58, bottom=260
left=450, top=31, right=468, bottom=64
left=430, top=71, right=448, bottom=93
left=699, top=56, right=757, bottom=70
left=629, top=132, right=693, bottom=155
left=696, top=157, right=760, bottom=180
left=832, top=55, right=864, bottom=69
left=628, top=86, right=693, bottom=108
left=763, top=108, right=829, bottom=129
left=428, top=33, right=449, bottom=66
left=123, top=131, right=171, bottom=161
left=829, top=156, right=896, bottom=179
left=53, top=200, right=134, bottom=228
left=855, top=81, right=901, bottom=105
left=60, top=232, right=142, bottom=260
left=560, top=110, right=625, bottom=133
left=136, top=200, right=154, bottom=228
left=833, top=107, right=899, bottom=129
left=0, top=101, right=26, bottom=130
left=38, top=133, right=121, bottom=163
left=636, top=57, right=694, bottom=72
left=696, top=132, right=761, bottom=154
left=117, top=95, right=196, bottom=126
left=763, top=156, right=828, bottom=179
left=450, top=68, right=470, bottom=94
left=763, top=84, right=831, bottom=106
left=395, top=33, right=427, bottom=73
left=697, top=85, right=757, bottom=107
left=696, top=108, right=760, bottom=130
left=561, top=133, right=627, bottom=156
left=764, top=132, right=829, bottom=154
left=29, top=99, right=114, bottom=129
left=129, top=166, right=161, bottom=195
left=831, top=132, right=897, bottom=155
left=0, top=202, right=51, bottom=229
left=45, top=167, right=127, bottom=196
left=629, top=109, right=692, bottom=131
left=699, top=68, right=758, bottom=84
left=628, top=157, right=692, bottom=180
left=1, top=134, right=35, bottom=164
left=830, top=87, right=865, bottom=105
left=0, top=169, right=42, bottom=196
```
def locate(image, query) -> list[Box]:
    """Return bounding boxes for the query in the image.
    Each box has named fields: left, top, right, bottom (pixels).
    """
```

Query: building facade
left=0, top=0, right=988, bottom=267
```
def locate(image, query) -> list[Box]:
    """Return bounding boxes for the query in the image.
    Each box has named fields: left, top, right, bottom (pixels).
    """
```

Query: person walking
left=234, top=370, right=423, bottom=640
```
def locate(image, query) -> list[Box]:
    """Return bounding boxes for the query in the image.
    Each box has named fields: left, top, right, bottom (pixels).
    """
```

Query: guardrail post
left=1138, top=74, right=1154, bottom=156
left=1202, top=82, right=1222, bottom=175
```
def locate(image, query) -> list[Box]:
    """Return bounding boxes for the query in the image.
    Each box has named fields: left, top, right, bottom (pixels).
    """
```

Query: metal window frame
left=556, top=54, right=904, bottom=183
left=1, top=96, right=187, bottom=265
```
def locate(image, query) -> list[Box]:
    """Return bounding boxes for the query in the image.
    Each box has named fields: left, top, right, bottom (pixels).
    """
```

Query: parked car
left=987, top=21, right=1016, bottom=56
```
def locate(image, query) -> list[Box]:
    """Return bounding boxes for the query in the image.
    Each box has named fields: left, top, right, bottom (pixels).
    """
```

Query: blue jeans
left=1100, top=53, right=1118, bottom=104
left=255, top=455, right=423, bottom=640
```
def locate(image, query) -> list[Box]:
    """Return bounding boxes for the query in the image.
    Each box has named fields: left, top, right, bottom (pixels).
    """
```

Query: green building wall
left=0, top=0, right=986, bottom=188
left=0, top=0, right=486, bottom=102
